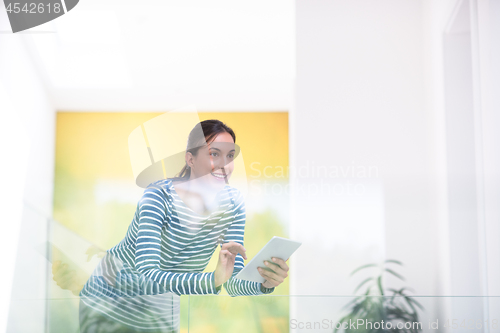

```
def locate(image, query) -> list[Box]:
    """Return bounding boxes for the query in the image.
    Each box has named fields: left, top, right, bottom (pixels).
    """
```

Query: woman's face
left=187, top=132, right=236, bottom=190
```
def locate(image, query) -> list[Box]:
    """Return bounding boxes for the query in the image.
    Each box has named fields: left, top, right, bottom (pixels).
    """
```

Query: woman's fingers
left=257, top=257, right=290, bottom=287
left=219, top=249, right=236, bottom=265
left=221, top=241, right=247, bottom=260
left=263, top=260, right=288, bottom=279
left=52, top=262, right=78, bottom=288
left=223, top=242, right=246, bottom=260
left=259, top=267, right=284, bottom=283
left=257, top=268, right=281, bottom=286
left=54, top=271, right=76, bottom=288
left=52, top=263, right=68, bottom=279
left=215, top=248, right=238, bottom=287
left=52, top=260, right=62, bottom=274
left=50, top=261, right=87, bottom=294
left=85, top=246, right=96, bottom=261
left=85, top=245, right=106, bottom=262
left=219, top=249, right=230, bottom=260
left=59, top=269, right=77, bottom=282
left=271, top=257, right=289, bottom=272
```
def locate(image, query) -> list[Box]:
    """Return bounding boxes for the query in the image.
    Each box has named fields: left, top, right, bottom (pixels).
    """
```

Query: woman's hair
left=169, top=119, right=236, bottom=181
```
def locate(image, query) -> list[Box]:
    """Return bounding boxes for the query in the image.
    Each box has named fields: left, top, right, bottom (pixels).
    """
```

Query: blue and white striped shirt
left=79, top=178, right=274, bottom=330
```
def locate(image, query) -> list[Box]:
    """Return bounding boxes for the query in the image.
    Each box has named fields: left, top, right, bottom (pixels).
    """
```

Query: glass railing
left=7, top=203, right=499, bottom=332
left=186, top=295, right=499, bottom=333
left=7, top=295, right=500, bottom=332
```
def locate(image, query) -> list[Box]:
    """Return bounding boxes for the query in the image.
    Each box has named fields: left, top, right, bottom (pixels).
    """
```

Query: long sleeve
left=134, top=185, right=220, bottom=296
left=222, top=190, right=275, bottom=296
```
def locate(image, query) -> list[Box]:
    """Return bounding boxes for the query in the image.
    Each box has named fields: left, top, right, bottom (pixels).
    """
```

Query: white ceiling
left=23, top=0, right=294, bottom=111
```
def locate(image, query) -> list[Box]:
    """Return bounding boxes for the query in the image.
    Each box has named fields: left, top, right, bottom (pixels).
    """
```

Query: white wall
left=421, top=0, right=459, bottom=326
left=291, top=1, right=500, bottom=331
left=292, top=0, right=445, bottom=330
left=0, top=12, right=56, bottom=333
left=27, top=0, right=295, bottom=112
left=424, top=0, right=500, bottom=323
left=476, top=0, right=500, bottom=320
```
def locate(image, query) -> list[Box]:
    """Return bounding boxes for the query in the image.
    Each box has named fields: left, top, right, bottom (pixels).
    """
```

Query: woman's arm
left=222, top=190, right=275, bottom=296
left=134, top=185, right=220, bottom=296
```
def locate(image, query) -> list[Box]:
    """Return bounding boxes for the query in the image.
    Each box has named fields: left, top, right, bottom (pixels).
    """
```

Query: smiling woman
left=77, top=119, right=287, bottom=333
left=169, top=120, right=238, bottom=216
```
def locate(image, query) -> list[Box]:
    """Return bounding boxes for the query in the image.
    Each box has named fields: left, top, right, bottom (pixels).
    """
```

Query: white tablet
left=234, top=236, right=302, bottom=283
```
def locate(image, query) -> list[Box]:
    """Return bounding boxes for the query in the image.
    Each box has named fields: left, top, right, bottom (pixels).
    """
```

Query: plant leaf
left=377, top=275, right=384, bottom=296
left=384, top=268, right=406, bottom=281
left=406, top=296, right=425, bottom=311
left=396, top=287, right=410, bottom=296
left=404, top=296, right=418, bottom=314
left=341, top=297, right=362, bottom=311
left=350, top=263, right=379, bottom=276
left=353, top=277, right=373, bottom=294
left=384, top=259, right=403, bottom=265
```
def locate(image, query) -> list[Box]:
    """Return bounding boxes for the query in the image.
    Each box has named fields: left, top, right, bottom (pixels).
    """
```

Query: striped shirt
left=79, top=178, right=274, bottom=331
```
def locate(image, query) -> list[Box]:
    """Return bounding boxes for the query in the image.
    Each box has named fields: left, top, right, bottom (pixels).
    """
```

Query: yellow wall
left=54, top=112, right=288, bottom=247
left=52, top=111, right=290, bottom=332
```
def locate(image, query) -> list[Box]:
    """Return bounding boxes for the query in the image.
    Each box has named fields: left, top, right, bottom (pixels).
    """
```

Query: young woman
left=77, top=119, right=290, bottom=332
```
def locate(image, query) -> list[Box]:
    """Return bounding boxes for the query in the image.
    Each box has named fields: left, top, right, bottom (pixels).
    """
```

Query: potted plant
left=334, top=259, right=424, bottom=333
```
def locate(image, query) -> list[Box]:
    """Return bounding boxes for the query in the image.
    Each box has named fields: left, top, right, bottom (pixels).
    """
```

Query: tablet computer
left=234, top=236, right=302, bottom=283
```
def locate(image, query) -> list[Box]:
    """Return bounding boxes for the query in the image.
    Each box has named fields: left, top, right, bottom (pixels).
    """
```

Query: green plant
left=334, top=260, right=424, bottom=333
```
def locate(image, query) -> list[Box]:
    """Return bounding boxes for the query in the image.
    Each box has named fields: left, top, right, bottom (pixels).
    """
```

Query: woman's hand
left=51, top=260, right=87, bottom=296
left=258, top=257, right=289, bottom=289
left=85, top=244, right=106, bottom=262
left=214, top=241, right=247, bottom=288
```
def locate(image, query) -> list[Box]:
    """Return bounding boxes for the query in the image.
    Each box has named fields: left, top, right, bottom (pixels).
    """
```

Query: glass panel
left=187, top=296, right=499, bottom=333
left=10, top=296, right=499, bottom=332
